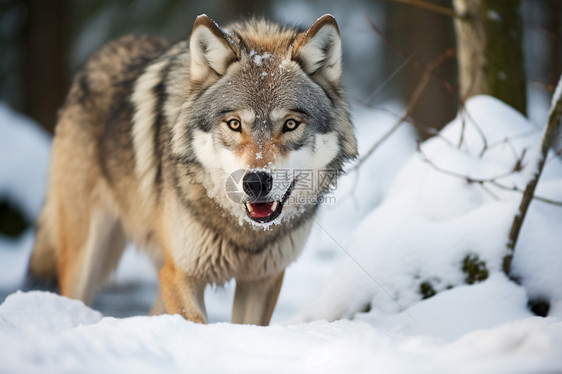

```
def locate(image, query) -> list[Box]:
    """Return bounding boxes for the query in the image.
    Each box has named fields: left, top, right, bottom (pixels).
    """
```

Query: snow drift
left=293, top=95, right=562, bottom=323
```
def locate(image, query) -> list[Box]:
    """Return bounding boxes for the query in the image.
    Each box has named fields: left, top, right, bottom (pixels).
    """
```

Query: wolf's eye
left=226, top=119, right=241, bottom=132
left=283, top=119, right=300, bottom=132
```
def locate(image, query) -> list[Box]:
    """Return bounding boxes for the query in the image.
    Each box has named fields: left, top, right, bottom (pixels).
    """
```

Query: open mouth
left=244, top=182, right=294, bottom=223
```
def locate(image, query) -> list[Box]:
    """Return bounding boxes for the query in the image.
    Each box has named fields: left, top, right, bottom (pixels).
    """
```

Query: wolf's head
left=171, top=15, right=357, bottom=228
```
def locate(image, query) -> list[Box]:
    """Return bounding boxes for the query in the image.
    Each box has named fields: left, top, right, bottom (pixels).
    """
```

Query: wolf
left=27, top=14, right=357, bottom=325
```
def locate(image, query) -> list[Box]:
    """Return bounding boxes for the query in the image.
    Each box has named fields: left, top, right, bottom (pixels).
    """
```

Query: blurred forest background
left=1, top=0, right=561, bottom=133
left=0, top=0, right=560, bottom=236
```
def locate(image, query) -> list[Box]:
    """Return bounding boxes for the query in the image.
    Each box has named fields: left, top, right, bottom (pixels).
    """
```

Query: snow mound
left=0, top=291, right=102, bottom=333
left=359, top=274, right=533, bottom=341
left=293, top=95, right=562, bottom=321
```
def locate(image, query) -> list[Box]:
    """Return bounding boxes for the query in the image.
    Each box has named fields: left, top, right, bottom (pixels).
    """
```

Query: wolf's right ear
left=190, top=15, right=237, bottom=82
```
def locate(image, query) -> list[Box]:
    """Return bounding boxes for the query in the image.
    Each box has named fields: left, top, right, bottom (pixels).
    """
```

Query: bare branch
left=354, top=52, right=416, bottom=110
left=459, top=105, right=489, bottom=156
left=351, top=104, right=459, bottom=149
left=417, top=144, right=562, bottom=207
left=490, top=181, right=562, bottom=207
left=418, top=144, right=519, bottom=183
left=365, top=16, right=456, bottom=96
left=350, top=48, right=454, bottom=172
left=486, top=130, right=536, bottom=152
left=478, top=182, right=500, bottom=200
left=504, top=75, right=562, bottom=274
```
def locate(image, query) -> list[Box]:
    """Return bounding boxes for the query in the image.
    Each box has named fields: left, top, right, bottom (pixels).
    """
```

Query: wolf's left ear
left=190, top=15, right=237, bottom=82
left=292, top=15, right=342, bottom=85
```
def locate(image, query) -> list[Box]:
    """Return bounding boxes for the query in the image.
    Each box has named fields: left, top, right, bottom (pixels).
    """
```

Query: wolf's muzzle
left=243, top=171, right=273, bottom=202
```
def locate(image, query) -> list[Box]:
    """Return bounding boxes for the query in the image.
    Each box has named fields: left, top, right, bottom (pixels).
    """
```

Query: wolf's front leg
left=231, top=271, right=285, bottom=326
left=160, top=260, right=207, bottom=323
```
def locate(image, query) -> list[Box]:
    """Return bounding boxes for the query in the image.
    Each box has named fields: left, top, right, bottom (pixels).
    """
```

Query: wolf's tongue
left=248, top=202, right=274, bottom=218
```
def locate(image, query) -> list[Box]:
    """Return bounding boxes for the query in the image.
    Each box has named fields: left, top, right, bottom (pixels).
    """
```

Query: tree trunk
left=23, top=0, right=69, bottom=133
left=386, top=0, right=458, bottom=137
left=453, top=0, right=527, bottom=115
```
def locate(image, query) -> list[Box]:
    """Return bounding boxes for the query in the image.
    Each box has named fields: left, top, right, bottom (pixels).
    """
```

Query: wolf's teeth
left=271, top=201, right=278, bottom=211
left=246, top=203, right=253, bottom=212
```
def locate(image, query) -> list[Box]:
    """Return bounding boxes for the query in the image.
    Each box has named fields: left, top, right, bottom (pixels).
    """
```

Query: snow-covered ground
left=1, top=97, right=562, bottom=373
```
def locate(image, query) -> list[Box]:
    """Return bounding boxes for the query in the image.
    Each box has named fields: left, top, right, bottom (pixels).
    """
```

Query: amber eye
left=226, top=119, right=241, bottom=132
left=283, top=119, right=300, bottom=132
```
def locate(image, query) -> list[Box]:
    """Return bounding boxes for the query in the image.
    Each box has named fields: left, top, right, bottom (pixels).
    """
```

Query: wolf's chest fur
left=29, top=15, right=357, bottom=324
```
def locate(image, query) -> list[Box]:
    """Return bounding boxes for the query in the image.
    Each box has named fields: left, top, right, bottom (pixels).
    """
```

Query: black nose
left=243, top=171, right=273, bottom=201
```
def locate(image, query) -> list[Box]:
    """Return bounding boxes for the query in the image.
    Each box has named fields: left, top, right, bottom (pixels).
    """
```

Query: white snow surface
left=1, top=97, right=562, bottom=373
left=1, top=290, right=561, bottom=374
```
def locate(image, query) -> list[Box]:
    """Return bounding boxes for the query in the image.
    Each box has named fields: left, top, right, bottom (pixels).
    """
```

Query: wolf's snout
left=243, top=171, right=272, bottom=201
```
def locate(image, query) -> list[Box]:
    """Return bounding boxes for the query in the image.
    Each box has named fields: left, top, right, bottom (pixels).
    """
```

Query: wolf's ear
left=190, top=15, right=237, bottom=82
left=292, top=15, right=342, bottom=85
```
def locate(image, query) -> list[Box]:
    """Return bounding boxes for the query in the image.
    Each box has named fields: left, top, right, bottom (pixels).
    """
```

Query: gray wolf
left=27, top=14, right=357, bottom=325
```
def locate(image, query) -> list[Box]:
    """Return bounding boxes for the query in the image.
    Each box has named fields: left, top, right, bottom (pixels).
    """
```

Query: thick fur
left=28, top=15, right=357, bottom=325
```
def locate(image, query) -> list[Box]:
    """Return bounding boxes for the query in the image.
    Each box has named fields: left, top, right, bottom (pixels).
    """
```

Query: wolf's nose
left=243, top=171, right=273, bottom=201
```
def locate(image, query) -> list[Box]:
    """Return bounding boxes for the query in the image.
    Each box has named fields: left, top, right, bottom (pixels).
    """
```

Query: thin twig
left=486, top=130, right=537, bottom=152
left=461, top=105, right=489, bottom=156
left=365, top=16, right=455, bottom=96
left=350, top=48, right=455, bottom=172
left=417, top=144, right=562, bottom=207
left=490, top=181, right=562, bottom=206
left=478, top=182, right=500, bottom=200
left=351, top=104, right=459, bottom=148
left=418, top=144, right=517, bottom=182
left=354, top=52, right=417, bottom=110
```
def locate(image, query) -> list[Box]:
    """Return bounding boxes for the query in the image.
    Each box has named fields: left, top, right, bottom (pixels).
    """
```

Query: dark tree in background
left=385, top=0, right=458, bottom=136
left=453, top=0, right=527, bottom=116
left=524, top=0, right=562, bottom=104
left=23, top=0, right=69, bottom=133
left=1, top=0, right=271, bottom=136
left=544, top=1, right=561, bottom=86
